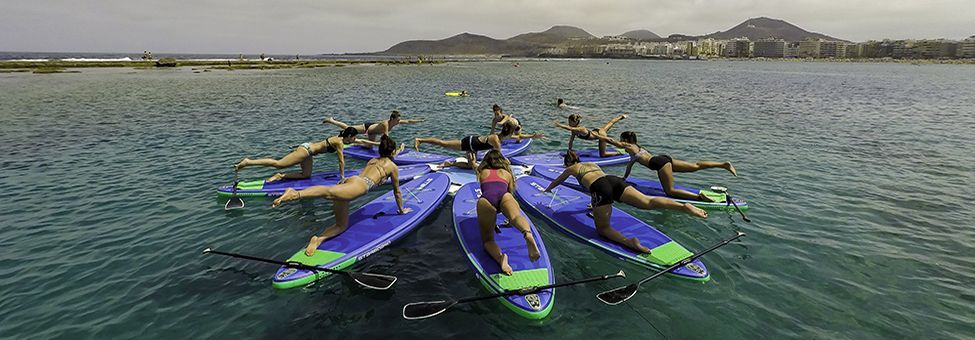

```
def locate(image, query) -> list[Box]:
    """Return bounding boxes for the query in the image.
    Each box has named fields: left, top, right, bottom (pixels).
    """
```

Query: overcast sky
left=2, top=0, right=972, bottom=54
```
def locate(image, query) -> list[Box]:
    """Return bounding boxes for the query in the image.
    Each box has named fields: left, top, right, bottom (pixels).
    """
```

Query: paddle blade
left=349, top=272, right=397, bottom=290
left=224, top=197, right=244, bottom=210
left=402, top=300, right=457, bottom=320
left=596, top=284, right=639, bottom=305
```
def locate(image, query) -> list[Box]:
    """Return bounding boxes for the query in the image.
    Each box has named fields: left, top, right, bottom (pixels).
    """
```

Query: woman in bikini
left=553, top=113, right=627, bottom=157
left=272, top=135, right=411, bottom=257
left=475, top=150, right=541, bottom=275
left=543, top=150, right=708, bottom=253
left=322, top=111, right=425, bottom=143
left=593, top=131, right=737, bottom=202
left=489, top=104, right=522, bottom=135
left=234, top=127, right=373, bottom=182
left=413, top=124, right=544, bottom=168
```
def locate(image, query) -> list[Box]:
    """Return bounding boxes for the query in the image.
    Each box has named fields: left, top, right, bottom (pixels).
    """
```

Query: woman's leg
left=597, top=138, right=621, bottom=157
left=267, top=154, right=314, bottom=182
left=477, top=198, right=512, bottom=275
left=236, top=148, right=308, bottom=171
left=592, top=204, right=651, bottom=253
left=322, top=117, right=358, bottom=130
left=498, top=194, right=541, bottom=262
left=654, top=163, right=708, bottom=201
left=272, top=180, right=367, bottom=207
left=671, top=158, right=736, bottom=176
left=598, top=114, right=627, bottom=132
left=413, top=137, right=462, bottom=152
left=619, top=185, right=707, bottom=218
left=304, top=200, right=351, bottom=256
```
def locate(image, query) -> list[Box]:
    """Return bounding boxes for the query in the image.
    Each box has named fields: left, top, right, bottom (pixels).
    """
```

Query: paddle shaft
left=636, top=232, right=744, bottom=287
left=727, top=195, right=750, bottom=222
left=457, top=271, right=624, bottom=304
left=205, top=249, right=345, bottom=276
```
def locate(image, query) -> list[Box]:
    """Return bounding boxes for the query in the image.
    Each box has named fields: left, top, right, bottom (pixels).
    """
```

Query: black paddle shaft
left=637, top=232, right=745, bottom=287
left=204, top=249, right=343, bottom=275
left=458, top=270, right=626, bottom=304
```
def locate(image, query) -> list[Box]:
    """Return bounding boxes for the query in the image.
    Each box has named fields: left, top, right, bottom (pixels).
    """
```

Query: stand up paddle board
left=271, top=173, right=451, bottom=289
left=344, top=139, right=532, bottom=165
left=453, top=182, right=554, bottom=319
left=510, top=148, right=629, bottom=167
left=529, top=165, right=747, bottom=210
left=217, top=164, right=432, bottom=198
left=514, top=176, right=709, bottom=281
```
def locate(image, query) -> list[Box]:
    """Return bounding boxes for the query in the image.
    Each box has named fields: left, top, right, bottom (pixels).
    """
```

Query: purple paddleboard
left=271, top=173, right=451, bottom=289
left=514, top=176, right=709, bottom=281
left=510, top=148, right=629, bottom=167
left=452, top=182, right=554, bottom=319
left=216, top=164, right=432, bottom=197
left=344, top=138, right=532, bottom=165
left=529, top=165, right=747, bottom=210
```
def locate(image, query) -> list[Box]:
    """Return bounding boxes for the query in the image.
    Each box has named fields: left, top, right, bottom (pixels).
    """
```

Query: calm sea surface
left=1, top=60, right=973, bottom=339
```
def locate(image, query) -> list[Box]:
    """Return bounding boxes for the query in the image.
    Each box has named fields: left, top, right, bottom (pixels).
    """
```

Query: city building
left=892, top=40, right=919, bottom=59
left=961, top=36, right=975, bottom=58
left=785, top=42, right=800, bottom=58
left=724, top=38, right=751, bottom=57
left=697, top=38, right=724, bottom=57
left=753, top=38, right=786, bottom=58
left=917, top=39, right=959, bottom=59
left=819, top=41, right=839, bottom=58
left=799, top=39, right=822, bottom=58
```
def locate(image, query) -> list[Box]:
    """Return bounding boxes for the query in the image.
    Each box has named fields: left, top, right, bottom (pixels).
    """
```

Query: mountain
left=507, top=25, right=596, bottom=45
left=621, top=29, right=661, bottom=40
left=384, top=33, right=528, bottom=55
left=705, top=17, right=845, bottom=42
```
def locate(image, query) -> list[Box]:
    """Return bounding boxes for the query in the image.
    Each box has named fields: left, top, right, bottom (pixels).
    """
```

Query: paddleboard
left=453, top=182, right=555, bottom=319
left=216, top=164, right=432, bottom=198
left=434, top=161, right=532, bottom=194
left=510, top=148, right=629, bottom=167
left=344, top=138, right=532, bottom=165
left=445, top=91, right=468, bottom=97
left=514, top=176, right=709, bottom=281
left=271, top=173, right=451, bottom=289
left=529, top=165, right=748, bottom=210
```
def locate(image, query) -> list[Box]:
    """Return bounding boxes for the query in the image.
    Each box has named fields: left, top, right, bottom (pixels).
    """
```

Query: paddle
left=224, top=167, right=244, bottom=210
left=596, top=231, right=745, bottom=305
left=710, top=186, right=750, bottom=222
left=402, top=270, right=625, bottom=320
left=202, top=248, right=397, bottom=290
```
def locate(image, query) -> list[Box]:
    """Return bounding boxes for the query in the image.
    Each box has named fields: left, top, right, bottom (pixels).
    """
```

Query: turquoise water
left=1, top=61, right=973, bottom=339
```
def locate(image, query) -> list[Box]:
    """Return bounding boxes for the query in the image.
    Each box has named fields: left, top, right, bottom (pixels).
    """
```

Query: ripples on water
left=0, top=61, right=973, bottom=339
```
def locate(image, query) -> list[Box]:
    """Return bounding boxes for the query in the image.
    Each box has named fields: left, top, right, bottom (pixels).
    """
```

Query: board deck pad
left=529, top=165, right=748, bottom=210
left=344, top=138, right=531, bottom=165
left=453, top=182, right=555, bottom=319
left=271, top=172, right=451, bottom=289
left=510, top=148, right=629, bottom=167
left=514, top=176, right=709, bottom=281
left=217, top=164, right=432, bottom=197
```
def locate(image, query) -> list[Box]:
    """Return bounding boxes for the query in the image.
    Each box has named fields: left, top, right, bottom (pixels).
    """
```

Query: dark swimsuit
left=575, top=163, right=630, bottom=207
left=574, top=128, right=599, bottom=141
left=480, top=169, right=508, bottom=209
left=461, top=136, right=493, bottom=152
left=647, top=154, right=673, bottom=171
left=357, top=122, right=375, bottom=135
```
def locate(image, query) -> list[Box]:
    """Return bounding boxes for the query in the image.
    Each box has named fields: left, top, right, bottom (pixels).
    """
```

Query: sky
left=1, top=0, right=972, bottom=54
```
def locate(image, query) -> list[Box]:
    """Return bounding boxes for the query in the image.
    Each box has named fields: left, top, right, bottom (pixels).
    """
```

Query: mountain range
left=381, top=17, right=846, bottom=56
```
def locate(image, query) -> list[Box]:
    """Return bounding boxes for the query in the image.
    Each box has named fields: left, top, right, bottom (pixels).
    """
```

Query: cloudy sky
left=2, top=0, right=972, bottom=54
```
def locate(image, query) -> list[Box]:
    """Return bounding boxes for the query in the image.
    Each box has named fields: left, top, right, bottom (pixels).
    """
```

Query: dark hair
left=563, top=149, right=580, bottom=167
left=492, top=104, right=502, bottom=112
left=478, top=149, right=510, bottom=173
left=568, top=113, right=581, bottom=126
left=379, top=134, right=396, bottom=159
left=389, top=111, right=401, bottom=120
left=557, top=98, right=564, bottom=104
left=339, top=127, right=358, bottom=138
left=620, top=131, right=637, bottom=144
left=499, top=123, right=520, bottom=138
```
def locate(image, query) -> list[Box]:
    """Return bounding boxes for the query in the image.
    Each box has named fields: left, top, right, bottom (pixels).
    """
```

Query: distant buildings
left=724, top=38, right=751, bottom=57
left=961, top=36, right=975, bottom=58
left=753, top=38, right=786, bottom=58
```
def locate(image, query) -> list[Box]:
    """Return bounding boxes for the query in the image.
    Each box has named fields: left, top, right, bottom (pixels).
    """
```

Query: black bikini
left=647, top=155, right=673, bottom=171
left=588, top=175, right=629, bottom=207
left=358, top=122, right=375, bottom=134
left=461, top=136, right=493, bottom=152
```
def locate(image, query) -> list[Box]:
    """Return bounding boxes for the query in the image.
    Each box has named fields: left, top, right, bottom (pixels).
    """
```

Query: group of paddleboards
left=208, top=102, right=747, bottom=320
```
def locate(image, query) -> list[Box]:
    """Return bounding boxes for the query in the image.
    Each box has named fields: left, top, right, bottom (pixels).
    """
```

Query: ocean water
left=0, top=60, right=973, bottom=339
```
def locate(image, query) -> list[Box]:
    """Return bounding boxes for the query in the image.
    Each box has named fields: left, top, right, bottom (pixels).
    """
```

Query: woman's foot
left=266, top=173, right=285, bottom=182
left=724, top=162, right=737, bottom=177
left=322, top=117, right=336, bottom=125
left=413, top=138, right=421, bottom=152
left=619, top=114, right=628, bottom=120
left=683, top=203, right=708, bottom=218
left=305, top=235, right=326, bottom=256
left=626, top=237, right=652, bottom=254
left=524, top=232, right=541, bottom=262
left=234, top=159, right=250, bottom=171
left=272, top=188, right=300, bottom=208
left=500, top=253, right=513, bottom=276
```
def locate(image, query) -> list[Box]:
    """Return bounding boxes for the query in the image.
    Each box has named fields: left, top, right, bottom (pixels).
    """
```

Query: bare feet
left=524, top=232, right=541, bottom=262
left=500, top=253, right=513, bottom=276
left=272, top=188, right=300, bottom=208
left=267, top=173, right=285, bottom=182
left=683, top=203, right=708, bottom=218
left=626, top=237, right=652, bottom=253
left=725, top=162, right=737, bottom=176
left=322, top=117, right=336, bottom=125
left=234, top=159, right=250, bottom=171
left=619, top=114, right=628, bottom=120
left=413, top=138, right=421, bottom=152
left=305, top=235, right=326, bottom=256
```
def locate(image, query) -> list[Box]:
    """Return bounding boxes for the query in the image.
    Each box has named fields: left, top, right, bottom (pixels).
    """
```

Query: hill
left=621, top=29, right=661, bottom=40
left=705, top=17, right=846, bottom=42
left=384, top=33, right=527, bottom=55
left=507, top=25, right=596, bottom=45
